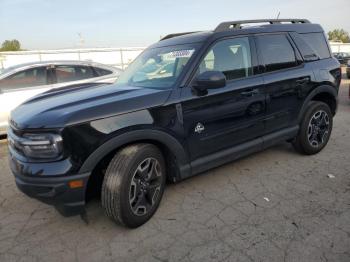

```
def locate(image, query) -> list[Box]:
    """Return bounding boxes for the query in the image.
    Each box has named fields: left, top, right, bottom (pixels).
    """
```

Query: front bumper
left=9, top=148, right=90, bottom=216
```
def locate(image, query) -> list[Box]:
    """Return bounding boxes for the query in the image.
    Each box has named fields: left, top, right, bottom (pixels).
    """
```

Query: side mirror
left=193, top=71, right=226, bottom=94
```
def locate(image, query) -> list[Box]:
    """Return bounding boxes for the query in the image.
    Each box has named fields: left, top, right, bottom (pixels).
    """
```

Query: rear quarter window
left=94, top=67, right=113, bottom=76
left=300, top=33, right=331, bottom=60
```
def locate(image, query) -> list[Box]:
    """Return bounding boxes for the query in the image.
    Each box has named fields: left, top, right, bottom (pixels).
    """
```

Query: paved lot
left=0, top=72, right=350, bottom=262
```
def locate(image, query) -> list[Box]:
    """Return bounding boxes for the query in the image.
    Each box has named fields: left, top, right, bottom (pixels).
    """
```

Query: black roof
left=152, top=19, right=324, bottom=48
left=150, top=31, right=213, bottom=48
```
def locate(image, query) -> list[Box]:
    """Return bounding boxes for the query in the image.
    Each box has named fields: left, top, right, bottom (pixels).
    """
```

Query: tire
left=101, top=143, right=166, bottom=228
left=293, top=101, right=333, bottom=155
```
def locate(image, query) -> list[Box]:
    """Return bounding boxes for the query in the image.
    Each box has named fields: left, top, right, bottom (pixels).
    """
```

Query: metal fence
left=0, top=47, right=145, bottom=70
left=0, top=43, right=350, bottom=70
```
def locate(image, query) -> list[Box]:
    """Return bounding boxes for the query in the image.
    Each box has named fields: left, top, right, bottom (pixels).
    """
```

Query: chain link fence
left=0, top=47, right=145, bottom=70
left=1, top=43, right=350, bottom=70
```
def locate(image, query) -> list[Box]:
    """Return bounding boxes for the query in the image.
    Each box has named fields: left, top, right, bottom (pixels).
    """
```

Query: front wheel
left=293, top=101, right=333, bottom=155
left=101, top=144, right=166, bottom=228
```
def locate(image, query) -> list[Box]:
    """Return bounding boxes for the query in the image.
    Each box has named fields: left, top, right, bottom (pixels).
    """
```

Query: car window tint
left=55, top=65, right=94, bottom=83
left=0, top=67, right=47, bottom=90
left=257, top=34, right=297, bottom=72
left=199, top=37, right=253, bottom=80
left=301, top=33, right=331, bottom=59
left=94, top=67, right=113, bottom=76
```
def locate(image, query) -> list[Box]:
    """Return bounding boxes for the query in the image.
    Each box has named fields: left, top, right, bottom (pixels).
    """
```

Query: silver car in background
left=0, top=60, right=122, bottom=134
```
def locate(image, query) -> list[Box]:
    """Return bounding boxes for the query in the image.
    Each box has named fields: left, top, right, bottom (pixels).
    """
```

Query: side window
left=94, top=67, right=113, bottom=76
left=257, top=34, right=297, bottom=72
left=301, top=33, right=331, bottom=59
left=199, top=37, right=253, bottom=81
left=55, top=65, right=94, bottom=83
left=0, top=67, right=47, bottom=90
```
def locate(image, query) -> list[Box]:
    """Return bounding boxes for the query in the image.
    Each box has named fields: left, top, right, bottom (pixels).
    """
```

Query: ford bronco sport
left=8, top=19, right=341, bottom=228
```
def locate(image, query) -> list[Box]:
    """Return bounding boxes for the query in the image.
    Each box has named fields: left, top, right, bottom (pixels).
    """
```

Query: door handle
left=240, top=89, right=259, bottom=97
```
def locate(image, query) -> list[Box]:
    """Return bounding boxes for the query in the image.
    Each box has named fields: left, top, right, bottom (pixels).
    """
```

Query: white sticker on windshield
left=169, top=49, right=195, bottom=58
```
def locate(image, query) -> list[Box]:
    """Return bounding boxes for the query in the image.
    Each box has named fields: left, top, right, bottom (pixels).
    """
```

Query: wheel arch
left=79, top=129, right=191, bottom=182
left=298, top=85, right=338, bottom=123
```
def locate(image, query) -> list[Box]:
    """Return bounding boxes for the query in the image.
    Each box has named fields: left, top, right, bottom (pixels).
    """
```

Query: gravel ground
left=0, top=71, right=349, bottom=262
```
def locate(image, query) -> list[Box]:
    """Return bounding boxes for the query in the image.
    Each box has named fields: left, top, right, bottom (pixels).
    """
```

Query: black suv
left=8, top=19, right=341, bottom=228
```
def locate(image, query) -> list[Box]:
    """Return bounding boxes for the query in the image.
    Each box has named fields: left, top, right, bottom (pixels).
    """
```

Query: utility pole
left=77, top=33, right=85, bottom=47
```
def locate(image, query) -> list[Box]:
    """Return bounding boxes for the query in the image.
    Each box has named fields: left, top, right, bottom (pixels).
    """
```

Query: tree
left=0, top=39, right=21, bottom=51
left=328, top=29, right=350, bottom=43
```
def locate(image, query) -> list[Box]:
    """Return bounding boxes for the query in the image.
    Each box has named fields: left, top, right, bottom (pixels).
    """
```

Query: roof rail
left=214, top=19, right=310, bottom=32
left=160, top=31, right=199, bottom=41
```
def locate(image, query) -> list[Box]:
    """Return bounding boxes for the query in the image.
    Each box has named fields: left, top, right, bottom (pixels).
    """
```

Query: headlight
left=20, top=133, right=63, bottom=159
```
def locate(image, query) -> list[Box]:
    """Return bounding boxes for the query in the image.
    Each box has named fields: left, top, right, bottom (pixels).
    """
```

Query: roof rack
left=160, top=31, right=199, bottom=41
left=214, top=19, right=310, bottom=32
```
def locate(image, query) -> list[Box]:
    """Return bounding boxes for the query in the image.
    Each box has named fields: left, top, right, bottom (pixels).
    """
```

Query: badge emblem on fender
left=194, top=123, right=205, bottom=134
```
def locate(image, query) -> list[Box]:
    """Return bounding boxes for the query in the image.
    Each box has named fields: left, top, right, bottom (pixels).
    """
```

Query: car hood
left=10, top=83, right=171, bottom=130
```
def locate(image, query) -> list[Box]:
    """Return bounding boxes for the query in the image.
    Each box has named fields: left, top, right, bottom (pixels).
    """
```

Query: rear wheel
left=101, top=144, right=166, bottom=228
left=293, top=101, right=333, bottom=155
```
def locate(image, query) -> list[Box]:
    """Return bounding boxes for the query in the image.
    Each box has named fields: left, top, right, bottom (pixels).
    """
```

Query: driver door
left=181, top=36, right=266, bottom=162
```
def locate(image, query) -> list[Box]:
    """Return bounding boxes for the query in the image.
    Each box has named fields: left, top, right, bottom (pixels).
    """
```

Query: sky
left=0, top=0, right=349, bottom=50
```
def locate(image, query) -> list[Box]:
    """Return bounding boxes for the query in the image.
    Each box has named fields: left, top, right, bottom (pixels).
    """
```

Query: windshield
left=116, top=44, right=198, bottom=89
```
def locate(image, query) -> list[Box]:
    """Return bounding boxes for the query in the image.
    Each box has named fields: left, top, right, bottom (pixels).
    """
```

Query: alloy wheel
left=307, top=110, right=330, bottom=148
left=129, top=158, right=162, bottom=216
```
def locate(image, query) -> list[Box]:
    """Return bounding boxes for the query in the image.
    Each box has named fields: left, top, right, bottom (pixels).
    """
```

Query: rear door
left=51, top=65, right=97, bottom=88
left=255, top=33, right=314, bottom=134
left=181, top=36, right=266, bottom=161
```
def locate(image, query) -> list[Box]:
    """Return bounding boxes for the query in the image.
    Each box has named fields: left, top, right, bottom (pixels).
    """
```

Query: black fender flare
left=297, top=85, right=338, bottom=123
left=78, top=129, right=191, bottom=179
